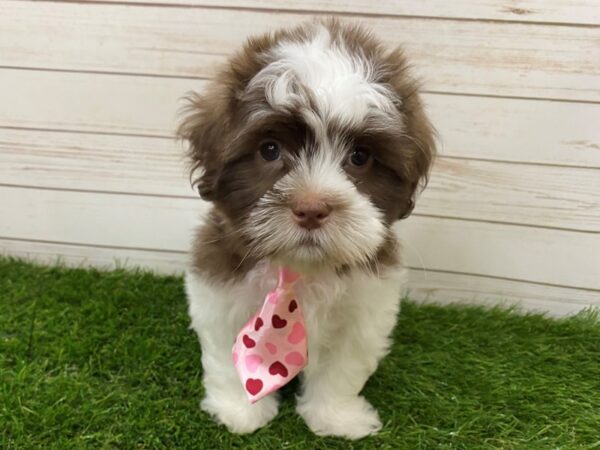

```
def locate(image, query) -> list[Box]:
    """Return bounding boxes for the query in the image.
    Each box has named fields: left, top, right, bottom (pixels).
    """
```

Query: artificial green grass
left=1, top=257, right=599, bottom=449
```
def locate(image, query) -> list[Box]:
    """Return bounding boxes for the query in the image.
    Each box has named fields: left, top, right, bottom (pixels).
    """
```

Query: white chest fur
left=185, top=260, right=407, bottom=438
left=186, top=261, right=406, bottom=367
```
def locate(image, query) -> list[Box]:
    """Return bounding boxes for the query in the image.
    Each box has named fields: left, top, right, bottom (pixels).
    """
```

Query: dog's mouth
left=297, top=234, right=321, bottom=247
left=282, top=230, right=342, bottom=266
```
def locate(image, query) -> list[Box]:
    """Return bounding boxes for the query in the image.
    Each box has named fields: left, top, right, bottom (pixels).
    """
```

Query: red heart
left=254, top=317, right=264, bottom=331
left=289, top=300, right=298, bottom=313
left=268, top=361, right=289, bottom=377
left=245, top=378, right=263, bottom=395
left=242, top=334, right=256, bottom=348
left=272, top=315, right=287, bottom=329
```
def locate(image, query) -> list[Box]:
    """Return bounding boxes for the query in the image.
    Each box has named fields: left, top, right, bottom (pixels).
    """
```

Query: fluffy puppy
left=179, top=19, right=435, bottom=439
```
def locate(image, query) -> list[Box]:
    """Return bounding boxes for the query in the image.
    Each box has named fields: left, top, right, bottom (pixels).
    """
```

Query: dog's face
left=180, top=21, right=435, bottom=270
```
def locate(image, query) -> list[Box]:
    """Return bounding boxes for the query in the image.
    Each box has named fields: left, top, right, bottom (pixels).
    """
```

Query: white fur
left=186, top=258, right=407, bottom=439
left=247, top=24, right=400, bottom=130
left=186, top=261, right=280, bottom=434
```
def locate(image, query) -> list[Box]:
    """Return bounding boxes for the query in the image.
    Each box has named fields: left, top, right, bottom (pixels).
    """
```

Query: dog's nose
left=292, top=199, right=332, bottom=230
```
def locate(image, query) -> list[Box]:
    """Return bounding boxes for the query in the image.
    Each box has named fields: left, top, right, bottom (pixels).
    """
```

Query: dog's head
left=180, top=20, right=435, bottom=270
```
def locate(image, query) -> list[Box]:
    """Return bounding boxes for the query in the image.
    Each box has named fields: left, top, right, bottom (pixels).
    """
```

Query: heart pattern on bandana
left=268, top=361, right=289, bottom=377
left=271, top=315, right=287, bottom=329
left=242, top=334, right=256, bottom=348
left=232, top=268, right=308, bottom=403
left=245, top=378, right=263, bottom=396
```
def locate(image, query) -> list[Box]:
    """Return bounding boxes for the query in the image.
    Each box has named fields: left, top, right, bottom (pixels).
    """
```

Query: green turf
left=1, top=257, right=599, bottom=449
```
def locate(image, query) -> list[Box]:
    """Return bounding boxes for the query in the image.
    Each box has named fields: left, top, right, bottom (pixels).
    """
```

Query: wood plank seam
left=0, top=183, right=194, bottom=200
left=434, top=155, right=600, bottom=171
left=407, top=266, right=600, bottom=293
left=0, top=235, right=188, bottom=254
left=0, top=124, right=174, bottom=140
left=32, top=0, right=600, bottom=28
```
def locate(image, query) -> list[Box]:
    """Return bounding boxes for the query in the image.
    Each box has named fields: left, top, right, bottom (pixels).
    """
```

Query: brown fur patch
left=189, top=210, right=258, bottom=283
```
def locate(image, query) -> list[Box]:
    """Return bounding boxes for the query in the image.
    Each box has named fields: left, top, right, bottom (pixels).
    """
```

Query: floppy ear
left=399, top=183, right=417, bottom=220
left=398, top=105, right=436, bottom=220
left=178, top=87, right=232, bottom=201
left=178, top=28, right=286, bottom=201
left=384, top=49, right=437, bottom=220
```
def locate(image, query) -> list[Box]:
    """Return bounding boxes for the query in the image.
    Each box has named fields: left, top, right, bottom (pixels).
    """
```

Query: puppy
left=179, top=19, right=435, bottom=439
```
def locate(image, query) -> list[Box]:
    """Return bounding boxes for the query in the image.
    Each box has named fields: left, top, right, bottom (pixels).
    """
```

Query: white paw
left=201, top=392, right=279, bottom=434
left=297, top=395, right=382, bottom=440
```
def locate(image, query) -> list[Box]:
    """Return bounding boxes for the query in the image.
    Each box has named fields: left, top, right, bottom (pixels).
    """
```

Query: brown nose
left=292, top=199, right=332, bottom=230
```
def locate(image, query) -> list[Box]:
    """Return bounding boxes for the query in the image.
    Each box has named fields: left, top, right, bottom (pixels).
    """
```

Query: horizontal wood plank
left=427, top=94, right=600, bottom=167
left=0, top=69, right=193, bottom=137
left=1, top=185, right=598, bottom=289
left=0, top=185, right=209, bottom=253
left=2, top=128, right=599, bottom=231
left=395, top=216, right=600, bottom=290
left=0, top=129, right=193, bottom=197
left=2, top=69, right=599, bottom=167
left=95, top=0, right=600, bottom=25
left=2, top=2, right=599, bottom=101
left=418, top=158, right=600, bottom=231
left=408, top=269, right=600, bottom=317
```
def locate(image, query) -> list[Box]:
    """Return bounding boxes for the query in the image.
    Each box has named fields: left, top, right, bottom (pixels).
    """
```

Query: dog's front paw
left=296, top=395, right=382, bottom=439
left=201, top=391, right=279, bottom=434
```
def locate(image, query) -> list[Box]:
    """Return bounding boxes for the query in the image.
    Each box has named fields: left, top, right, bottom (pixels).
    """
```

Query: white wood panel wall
left=1, top=0, right=599, bottom=316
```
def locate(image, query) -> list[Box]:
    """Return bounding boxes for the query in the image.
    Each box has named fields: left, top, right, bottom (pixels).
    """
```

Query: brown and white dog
left=179, top=19, right=435, bottom=439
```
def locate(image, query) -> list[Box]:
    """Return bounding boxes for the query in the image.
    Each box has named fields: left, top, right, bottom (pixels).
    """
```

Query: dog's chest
left=244, top=263, right=349, bottom=310
left=242, top=264, right=355, bottom=349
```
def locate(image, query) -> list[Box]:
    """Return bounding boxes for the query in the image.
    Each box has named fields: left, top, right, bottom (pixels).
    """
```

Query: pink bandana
left=232, top=268, right=308, bottom=403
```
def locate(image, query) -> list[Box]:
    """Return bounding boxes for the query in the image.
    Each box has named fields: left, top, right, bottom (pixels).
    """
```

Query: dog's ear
left=385, top=48, right=437, bottom=220
left=178, top=29, right=285, bottom=201
left=398, top=107, right=436, bottom=220
left=178, top=85, right=232, bottom=201
left=399, top=185, right=416, bottom=220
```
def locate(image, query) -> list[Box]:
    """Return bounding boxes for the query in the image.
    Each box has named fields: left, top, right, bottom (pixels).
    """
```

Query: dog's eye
left=348, top=146, right=372, bottom=167
left=259, top=140, right=281, bottom=162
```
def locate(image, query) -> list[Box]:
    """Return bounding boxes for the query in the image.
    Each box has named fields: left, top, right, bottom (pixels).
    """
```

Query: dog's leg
left=296, top=270, right=405, bottom=439
left=186, top=272, right=279, bottom=434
